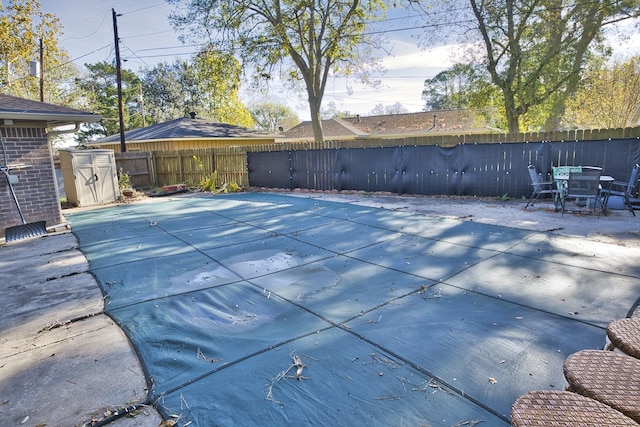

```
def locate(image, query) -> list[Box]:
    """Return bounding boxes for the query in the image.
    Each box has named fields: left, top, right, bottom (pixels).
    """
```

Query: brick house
left=0, top=95, right=100, bottom=240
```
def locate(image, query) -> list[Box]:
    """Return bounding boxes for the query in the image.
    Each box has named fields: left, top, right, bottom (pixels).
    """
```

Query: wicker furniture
left=606, top=317, right=640, bottom=359
left=511, top=390, right=637, bottom=426
left=563, top=350, right=640, bottom=422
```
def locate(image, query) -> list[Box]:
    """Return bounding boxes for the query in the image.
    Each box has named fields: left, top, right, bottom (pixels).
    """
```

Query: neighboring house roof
left=280, top=110, right=492, bottom=140
left=0, top=94, right=100, bottom=127
left=91, top=117, right=278, bottom=145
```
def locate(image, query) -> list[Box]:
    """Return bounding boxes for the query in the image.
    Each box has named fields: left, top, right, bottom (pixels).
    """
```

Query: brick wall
left=1, top=126, right=62, bottom=239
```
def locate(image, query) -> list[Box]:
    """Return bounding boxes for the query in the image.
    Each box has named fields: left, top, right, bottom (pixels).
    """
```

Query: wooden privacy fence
left=115, top=147, right=248, bottom=189
left=114, top=152, right=154, bottom=188
left=114, top=132, right=640, bottom=199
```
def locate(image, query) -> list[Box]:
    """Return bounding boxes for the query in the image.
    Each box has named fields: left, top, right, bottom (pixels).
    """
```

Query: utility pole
left=138, top=83, right=146, bottom=127
left=112, top=8, right=126, bottom=153
left=39, top=38, right=44, bottom=102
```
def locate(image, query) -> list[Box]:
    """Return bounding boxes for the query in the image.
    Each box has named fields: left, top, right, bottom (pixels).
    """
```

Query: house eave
left=0, top=112, right=101, bottom=127
left=87, top=136, right=276, bottom=146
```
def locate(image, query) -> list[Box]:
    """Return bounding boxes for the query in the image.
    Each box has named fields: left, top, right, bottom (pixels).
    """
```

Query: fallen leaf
left=488, top=377, right=498, bottom=384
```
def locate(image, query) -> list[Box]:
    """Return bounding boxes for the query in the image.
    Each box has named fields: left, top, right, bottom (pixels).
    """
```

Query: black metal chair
left=560, top=169, right=604, bottom=216
left=525, top=165, right=559, bottom=210
left=600, top=164, right=639, bottom=216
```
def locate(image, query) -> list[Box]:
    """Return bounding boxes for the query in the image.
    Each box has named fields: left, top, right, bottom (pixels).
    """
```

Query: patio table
left=552, top=166, right=613, bottom=211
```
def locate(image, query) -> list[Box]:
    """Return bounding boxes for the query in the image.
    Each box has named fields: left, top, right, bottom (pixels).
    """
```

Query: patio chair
left=599, top=164, right=639, bottom=216
left=560, top=169, right=603, bottom=216
left=605, top=317, right=640, bottom=359
left=525, top=165, right=559, bottom=210
left=511, top=390, right=638, bottom=426
left=564, top=350, right=640, bottom=423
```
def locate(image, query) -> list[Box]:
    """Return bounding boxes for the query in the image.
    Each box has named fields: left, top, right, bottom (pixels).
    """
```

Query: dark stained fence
left=246, top=151, right=291, bottom=189
left=248, top=138, right=640, bottom=198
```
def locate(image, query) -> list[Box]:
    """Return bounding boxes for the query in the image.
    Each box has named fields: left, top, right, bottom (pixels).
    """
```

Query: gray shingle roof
left=0, top=94, right=100, bottom=126
left=94, top=117, right=277, bottom=143
left=281, top=110, right=491, bottom=139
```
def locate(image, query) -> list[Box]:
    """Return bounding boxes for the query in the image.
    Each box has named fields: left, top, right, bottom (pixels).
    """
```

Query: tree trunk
left=308, top=95, right=324, bottom=144
left=503, top=88, right=520, bottom=133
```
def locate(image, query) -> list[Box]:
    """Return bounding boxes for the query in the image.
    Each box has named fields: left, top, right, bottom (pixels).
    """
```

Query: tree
left=419, top=0, right=640, bottom=133
left=422, top=63, right=482, bottom=110
left=422, top=62, right=505, bottom=127
left=384, top=102, right=408, bottom=115
left=0, top=0, right=78, bottom=104
left=368, top=102, right=409, bottom=115
left=564, top=55, right=640, bottom=129
left=140, top=49, right=253, bottom=128
left=193, top=48, right=253, bottom=127
left=250, top=102, right=300, bottom=132
left=321, top=101, right=351, bottom=119
left=140, top=62, right=188, bottom=124
left=467, top=0, right=640, bottom=133
left=369, top=103, right=385, bottom=115
left=74, top=62, right=142, bottom=142
left=167, top=0, right=387, bottom=143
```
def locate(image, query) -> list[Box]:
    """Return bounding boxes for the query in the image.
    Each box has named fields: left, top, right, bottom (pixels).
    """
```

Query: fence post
left=148, top=152, right=157, bottom=186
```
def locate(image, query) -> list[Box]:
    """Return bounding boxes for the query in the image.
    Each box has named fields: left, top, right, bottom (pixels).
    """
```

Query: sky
left=39, top=0, right=451, bottom=121
left=39, top=1, right=640, bottom=123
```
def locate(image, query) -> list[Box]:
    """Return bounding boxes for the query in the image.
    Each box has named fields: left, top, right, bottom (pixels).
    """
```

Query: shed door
left=93, top=152, right=118, bottom=203
left=74, top=153, right=100, bottom=206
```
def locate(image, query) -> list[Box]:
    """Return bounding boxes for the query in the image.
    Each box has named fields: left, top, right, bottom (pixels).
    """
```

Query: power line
left=60, top=9, right=111, bottom=42
left=122, top=2, right=166, bottom=15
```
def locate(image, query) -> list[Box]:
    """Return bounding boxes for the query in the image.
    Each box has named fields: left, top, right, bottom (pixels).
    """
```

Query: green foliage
left=218, top=182, right=242, bottom=193
left=199, top=171, right=217, bottom=192
left=472, top=0, right=640, bottom=132
left=198, top=171, right=243, bottom=194
left=422, top=63, right=499, bottom=112
left=563, top=55, right=640, bottom=129
left=421, top=0, right=640, bottom=132
left=250, top=102, right=300, bottom=131
left=140, top=48, right=253, bottom=127
left=0, top=0, right=79, bottom=104
left=75, top=62, right=142, bottom=142
left=118, top=168, right=131, bottom=190
left=192, top=155, right=204, bottom=170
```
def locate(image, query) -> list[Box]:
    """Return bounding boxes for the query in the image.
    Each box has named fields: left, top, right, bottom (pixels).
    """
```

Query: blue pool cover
left=65, top=193, right=640, bottom=426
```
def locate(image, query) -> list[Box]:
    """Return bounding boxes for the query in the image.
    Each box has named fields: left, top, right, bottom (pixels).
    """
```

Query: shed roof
left=0, top=94, right=100, bottom=127
left=92, top=117, right=278, bottom=145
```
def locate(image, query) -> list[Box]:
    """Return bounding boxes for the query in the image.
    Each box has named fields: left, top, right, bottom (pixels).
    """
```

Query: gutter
left=1, top=112, right=100, bottom=124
